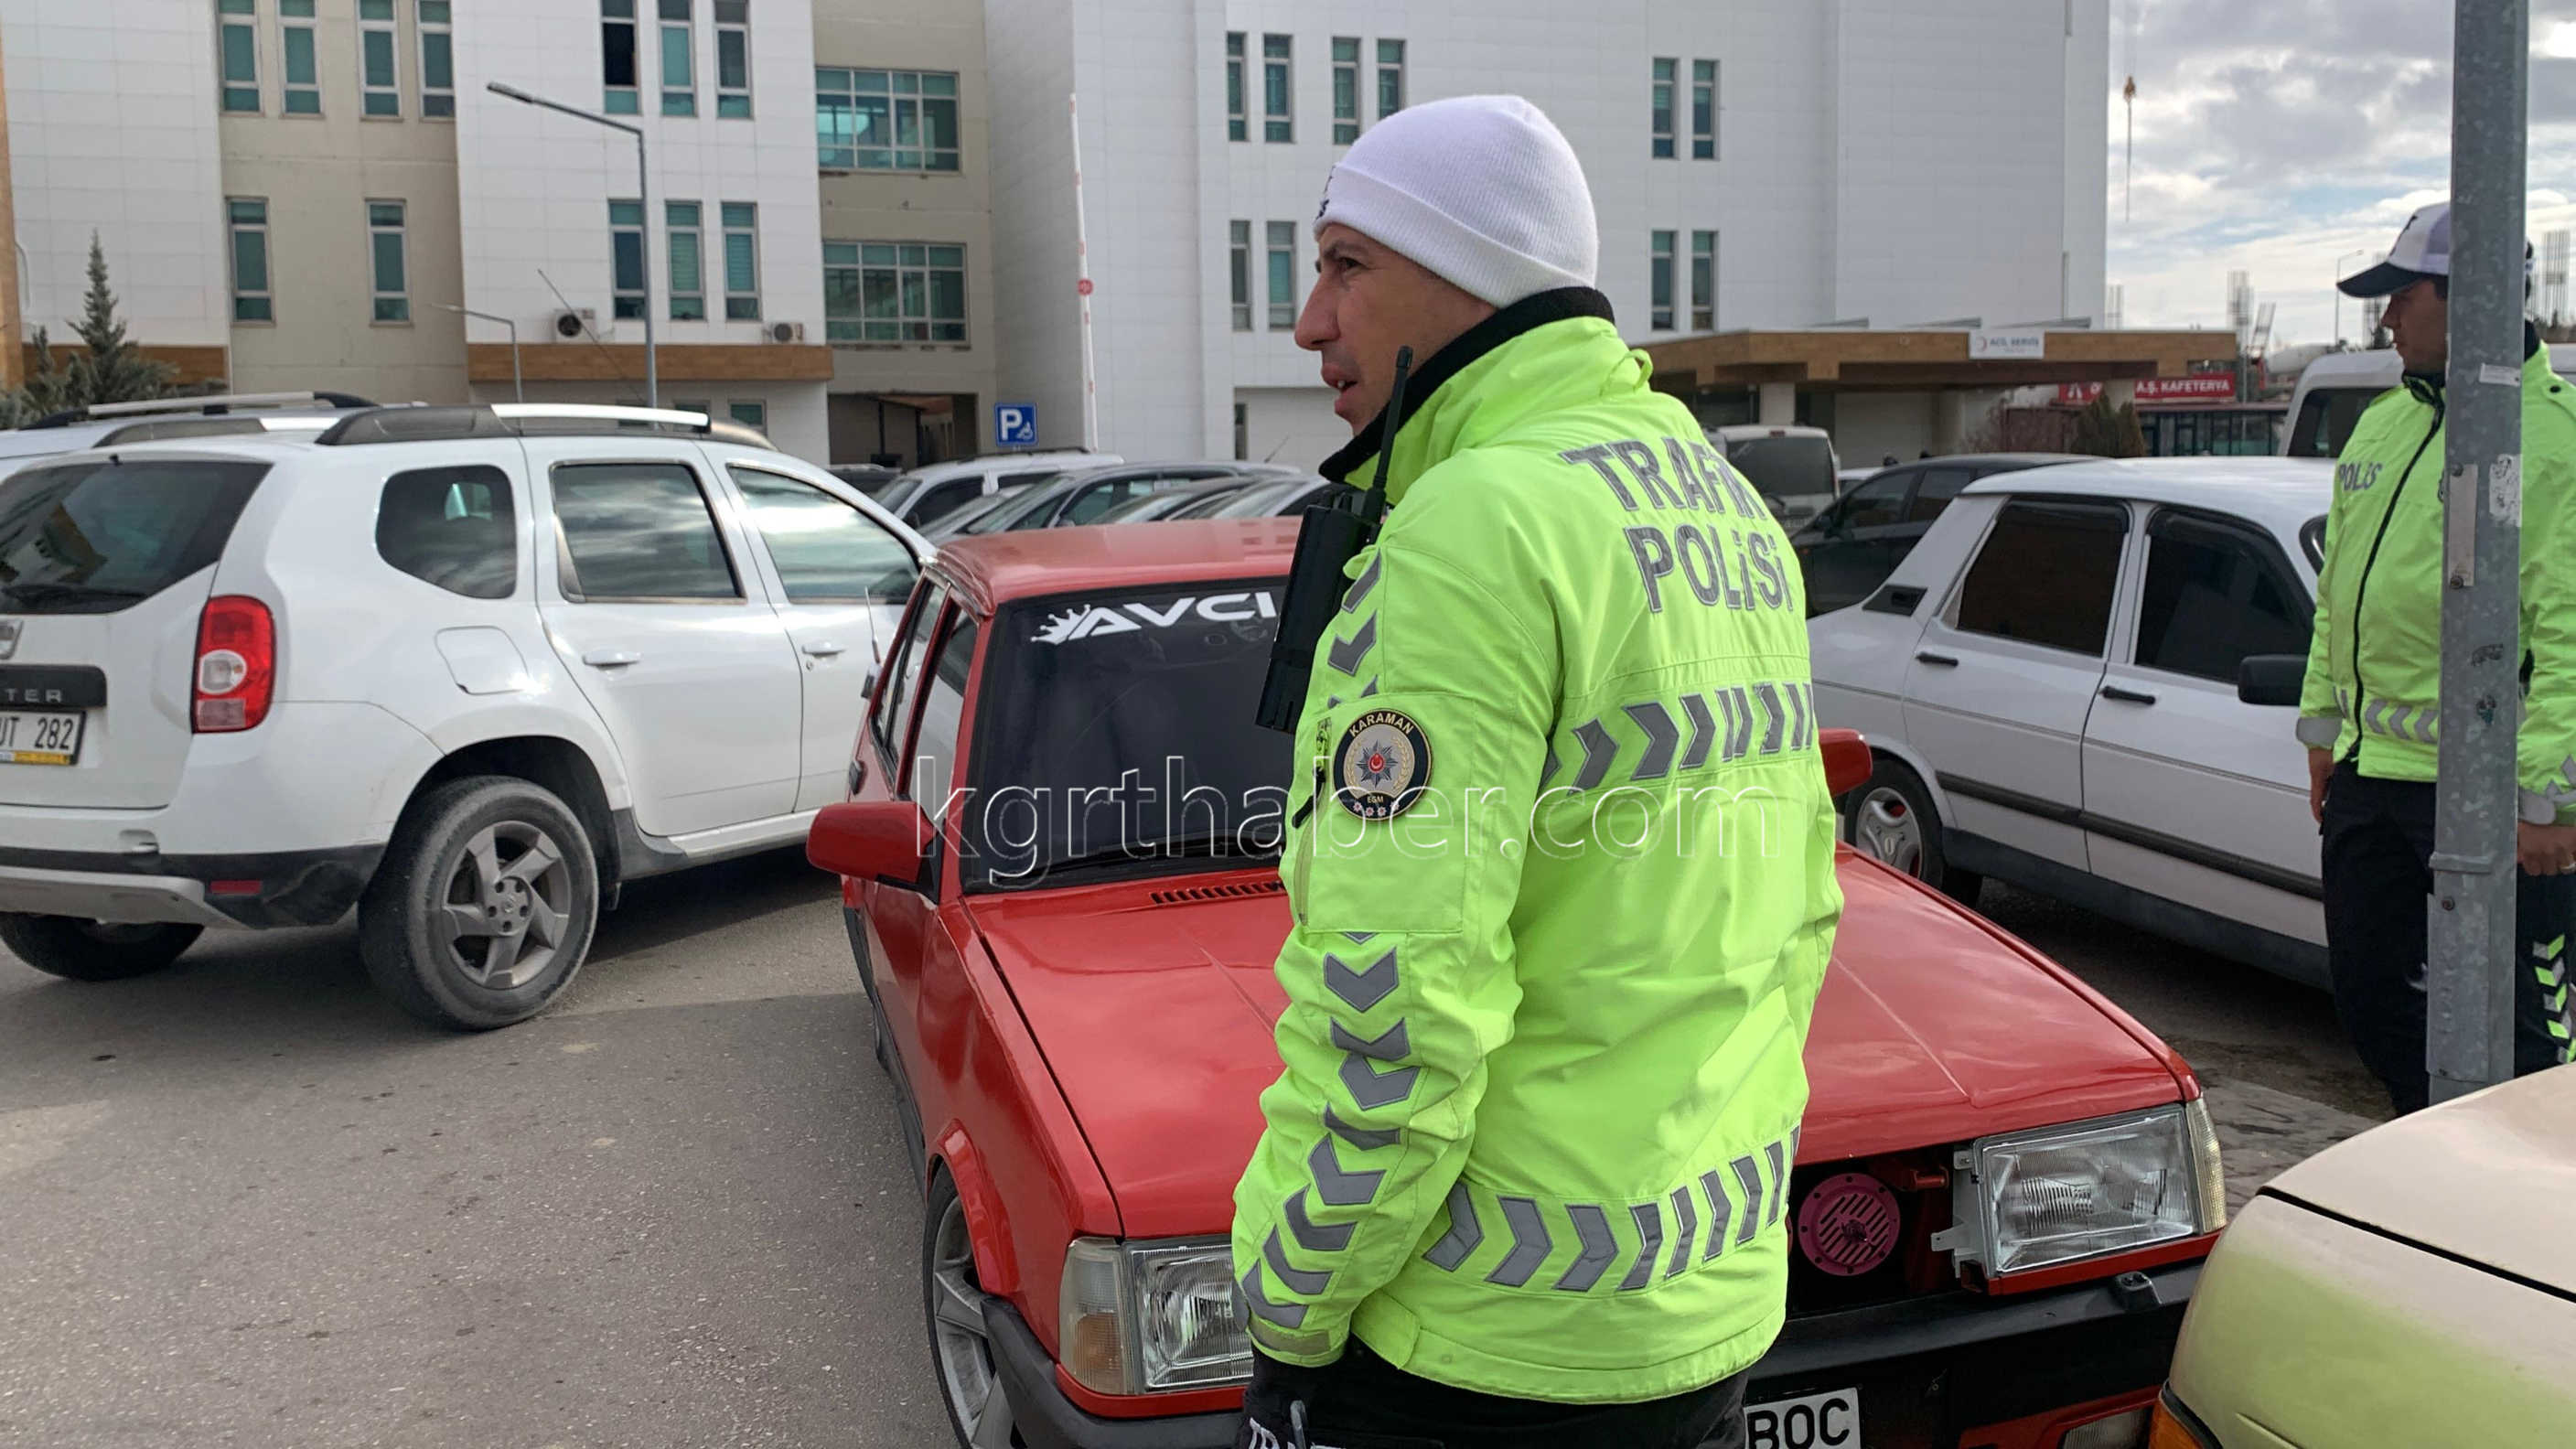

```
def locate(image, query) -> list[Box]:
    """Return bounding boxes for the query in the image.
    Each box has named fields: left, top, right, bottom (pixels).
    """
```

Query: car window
left=907, top=477, right=984, bottom=528
left=377, top=464, right=516, bottom=599
left=907, top=611, right=981, bottom=804
left=1835, top=472, right=1911, bottom=530
left=1725, top=435, right=1837, bottom=505
left=2133, top=512, right=2311, bottom=683
left=995, top=469, right=1063, bottom=489
left=2287, top=385, right=2380, bottom=458
left=1061, top=479, right=1154, bottom=525
left=874, top=584, right=949, bottom=766
left=729, top=467, right=918, bottom=604
left=961, top=483, right=1059, bottom=534
left=1952, top=499, right=2128, bottom=656
left=552, top=462, right=739, bottom=601
left=0, top=457, right=270, bottom=614
left=1906, top=467, right=1973, bottom=524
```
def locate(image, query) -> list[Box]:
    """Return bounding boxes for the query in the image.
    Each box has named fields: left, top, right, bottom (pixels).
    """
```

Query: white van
left=2281, top=344, right=2576, bottom=458
left=1709, top=423, right=1841, bottom=526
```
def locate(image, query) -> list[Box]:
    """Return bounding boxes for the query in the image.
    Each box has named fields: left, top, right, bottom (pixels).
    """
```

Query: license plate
left=1745, top=1388, right=1861, bottom=1449
left=0, top=710, right=84, bottom=766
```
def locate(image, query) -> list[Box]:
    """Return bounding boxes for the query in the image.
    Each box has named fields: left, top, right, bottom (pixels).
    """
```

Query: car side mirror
left=808, top=800, right=930, bottom=886
left=1820, top=727, right=1872, bottom=797
left=2237, top=654, right=2305, bottom=708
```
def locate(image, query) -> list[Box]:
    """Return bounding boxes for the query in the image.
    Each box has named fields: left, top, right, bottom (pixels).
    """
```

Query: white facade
left=451, top=0, right=829, bottom=460
left=983, top=0, right=2110, bottom=465
left=3, top=0, right=230, bottom=349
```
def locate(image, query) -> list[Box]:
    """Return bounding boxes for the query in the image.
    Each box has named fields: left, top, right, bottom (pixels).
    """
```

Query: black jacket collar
left=1318, top=287, right=1617, bottom=483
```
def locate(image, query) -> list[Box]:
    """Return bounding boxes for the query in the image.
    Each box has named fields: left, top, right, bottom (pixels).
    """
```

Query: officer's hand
left=2517, top=821, right=2576, bottom=877
left=2307, top=749, right=2334, bottom=823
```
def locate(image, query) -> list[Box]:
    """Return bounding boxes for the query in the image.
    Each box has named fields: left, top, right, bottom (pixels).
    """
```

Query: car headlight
left=1058, top=1238, right=1250, bottom=1395
left=1964, top=1100, right=2226, bottom=1277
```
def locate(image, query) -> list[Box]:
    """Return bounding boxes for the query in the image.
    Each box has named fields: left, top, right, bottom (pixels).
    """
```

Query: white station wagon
left=1809, top=456, right=2334, bottom=985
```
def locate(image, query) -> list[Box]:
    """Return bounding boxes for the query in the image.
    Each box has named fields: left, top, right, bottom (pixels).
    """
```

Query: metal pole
left=2427, top=0, right=2528, bottom=1103
left=1068, top=91, right=1099, bottom=451
left=485, top=81, right=654, bottom=407
left=434, top=304, right=524, bottom=402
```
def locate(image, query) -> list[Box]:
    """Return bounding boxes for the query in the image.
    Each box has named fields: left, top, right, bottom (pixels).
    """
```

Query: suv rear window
left=0, top=457, right=270, bottom=613
left=378, top=465, right=516, bottom=599
left=1726, top=435, right=1837, bottom=505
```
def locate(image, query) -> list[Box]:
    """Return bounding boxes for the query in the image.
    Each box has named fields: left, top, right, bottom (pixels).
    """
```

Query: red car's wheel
left=924, top=1170, right=1019, bottom=1448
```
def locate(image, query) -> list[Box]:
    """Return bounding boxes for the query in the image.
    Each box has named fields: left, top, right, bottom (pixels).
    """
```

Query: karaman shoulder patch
left=1335, top=709, right=1432, bottom=820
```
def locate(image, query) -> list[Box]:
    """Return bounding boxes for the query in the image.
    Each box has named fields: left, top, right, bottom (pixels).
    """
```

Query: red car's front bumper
left=985, top=1260, right=2198, bottom=1449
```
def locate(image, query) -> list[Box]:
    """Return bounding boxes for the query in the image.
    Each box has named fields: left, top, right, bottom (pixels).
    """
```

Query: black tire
left=1841, top=756, right=1983, bottom=906
left=0, top=914, right=200, bottom=982
left=923, top=1169, right=1020, bottom=1448
left=359, top=776, right=599, bottom=1030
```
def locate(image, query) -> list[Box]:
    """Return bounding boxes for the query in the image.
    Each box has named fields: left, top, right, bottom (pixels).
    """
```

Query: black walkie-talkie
left=1255, top=347, right=1415, bottom=733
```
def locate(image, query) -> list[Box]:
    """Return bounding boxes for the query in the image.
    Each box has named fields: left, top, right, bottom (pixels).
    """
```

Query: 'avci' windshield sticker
left=1032, top=592, right=1279, bottom=644
left=1335, top=709, right=1431, bottom=821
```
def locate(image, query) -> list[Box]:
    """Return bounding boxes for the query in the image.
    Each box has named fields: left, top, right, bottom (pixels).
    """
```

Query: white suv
left=0, top=403, right=929, bottom=1027
left=870, top=448, right=1119, bottom=531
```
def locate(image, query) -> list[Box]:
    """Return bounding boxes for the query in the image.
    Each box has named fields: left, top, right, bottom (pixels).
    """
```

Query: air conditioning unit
left=551, top=307, right=596, bottom=340
left=765, top=320, right=806, bottom=344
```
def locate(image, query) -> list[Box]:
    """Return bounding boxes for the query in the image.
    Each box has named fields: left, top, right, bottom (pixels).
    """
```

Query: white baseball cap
left=2338, top=201, right=2534, bottom=298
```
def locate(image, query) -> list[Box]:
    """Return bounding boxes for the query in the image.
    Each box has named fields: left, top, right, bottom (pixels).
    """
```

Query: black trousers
left=1236, top=1342, right=1748, bottom=1449
left=2320, top=762, right=2576, bottom=1116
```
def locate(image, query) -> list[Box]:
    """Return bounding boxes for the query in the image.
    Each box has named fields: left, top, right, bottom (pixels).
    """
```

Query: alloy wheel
left=1853, top=786, right=1926, bottom=877
left=930, top=1194, right=1015, bottom=1448
left=430, top=821, right=572, bottom=990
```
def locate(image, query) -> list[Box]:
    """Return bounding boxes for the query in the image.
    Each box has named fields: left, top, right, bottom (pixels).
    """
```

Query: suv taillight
left=193, top=596, right=275, bottom=733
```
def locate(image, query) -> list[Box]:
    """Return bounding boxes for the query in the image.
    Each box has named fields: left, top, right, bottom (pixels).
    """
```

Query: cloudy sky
left=2109, top=0, right=2576, bottom=349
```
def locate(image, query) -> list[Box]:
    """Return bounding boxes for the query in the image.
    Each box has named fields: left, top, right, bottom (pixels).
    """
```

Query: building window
left=1229, top=220, right=1251, bottom=331
left=1331, top=38, right=1358, bottom=145
left=714, top=0, right=749, bottom=117
left=1690, top=230, right=1716, bottom=331
left=1262, top=35, right=1291, bottom=143
left=1225, top=33, right=1246, bottom=141
left=722, top=202, right=758, bottom=320
left=668, top=201, right=705, bottom=320
left=728, top=400, right=766, bottom=429
left=815, top=69, right=959, bottom=172
left=1649, top=230, right=1674, bottom=331
left=229, top=199, right=271, bottom=322
left=276, top=0, right=320, bottom=114
left=1377, top=39, right=1405, bottom=119
left=1266, top=221, right=1295, bottom=329
left=218, top=0, right=258, bottom=114
left=370, top=200, right=409, bottom=322
left=360, top=0, right=400, bottom=116
left=418, top=1, right=453, bottom=117
left=610, top=199, right=646, bottom=320
left=825, top=242, right=966, bottom=344
left=1692, top=59, right=1716, bottom=159
left=1650, top=58, right=1674, bottom=158
left=1233, top=402, right=1248, bottom=461
left=602, top=0, right=639, bottom=113
left=660, top=0, right=694, bottom=116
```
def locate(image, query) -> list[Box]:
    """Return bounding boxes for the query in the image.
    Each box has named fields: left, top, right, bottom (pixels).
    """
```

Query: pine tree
left=61, top=233, right=175, bottom=405
left=2069, top=392, right=2148, bottom=458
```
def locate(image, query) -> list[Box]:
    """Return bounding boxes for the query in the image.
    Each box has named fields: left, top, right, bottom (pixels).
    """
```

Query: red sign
left=2055, top=373, right=2238, bottom=405
left=1077, top=279, right=1094, bottom=296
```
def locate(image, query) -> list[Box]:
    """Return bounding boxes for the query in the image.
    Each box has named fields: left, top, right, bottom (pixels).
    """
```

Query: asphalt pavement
left=0, top=853, right=2388, bottom=1447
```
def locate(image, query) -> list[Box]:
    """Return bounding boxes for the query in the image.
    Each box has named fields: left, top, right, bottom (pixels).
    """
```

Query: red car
left=810, top=521, right=2227, bottom=1449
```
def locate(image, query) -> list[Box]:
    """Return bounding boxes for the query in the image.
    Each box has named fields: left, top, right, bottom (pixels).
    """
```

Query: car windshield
left=1727, top=436, right=1838, bottom=504
left=962, top=580, right=1292, bottom=888
left=2286, top=385, right=2380, bottom=458
left=956, top=478, right=1069, bottom=535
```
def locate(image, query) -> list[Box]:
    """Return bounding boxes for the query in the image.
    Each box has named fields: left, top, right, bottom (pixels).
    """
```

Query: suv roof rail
left=26, top=390, right=379, bottom=429
left=313, top=402, right=776, bottom=451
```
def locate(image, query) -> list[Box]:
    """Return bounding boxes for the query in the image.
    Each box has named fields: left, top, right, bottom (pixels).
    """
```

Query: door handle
left=801, top=640, right=848, bottom=658
left=1915, top=651, right=1959, bottom=668
left=581, top=649, right=641, bottom=668
left=2100, top=685, right=2158, bottom=705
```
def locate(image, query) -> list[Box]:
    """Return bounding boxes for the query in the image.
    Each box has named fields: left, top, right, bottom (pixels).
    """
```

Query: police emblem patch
left=1334, top=709, right=1432, bottom=820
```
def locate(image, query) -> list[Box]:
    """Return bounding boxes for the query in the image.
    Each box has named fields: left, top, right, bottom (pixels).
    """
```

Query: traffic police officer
left=2305, top=201, right=2576, bottom=1115
left=1230, top=96, right=1844, bottom=1446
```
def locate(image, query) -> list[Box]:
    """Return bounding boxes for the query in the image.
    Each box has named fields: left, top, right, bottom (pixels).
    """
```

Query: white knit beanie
left=1314, top=94, right=1598, bottom=307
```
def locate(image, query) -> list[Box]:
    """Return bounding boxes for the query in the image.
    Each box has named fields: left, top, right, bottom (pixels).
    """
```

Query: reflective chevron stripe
left=1284, top=1187, right=1353, bottom=1253
left=1552, top=1203, right=1618, bottom=1292
left=2356, top=697, right=2439, bottom=744
left=1618, top=1202, right=1663, bottom=1291
left=1485, top=1197, right=1552, bottom=1287
left=1665, top=1185, right=1698, bottom=1278
left=2538, top=937, right=2573, bottom=1064
left=1306, top=1139, right=1382, bottom=1207
left=1551, top=682, right=1821, bottom=792
left=1263, top=1228, right=1332, bottom=1294
left=1326, top=614, right=1376, bottom=676
left=1623, top=701, right=1680, bottom=780
left=1341, top=553, right=1379, bottom=613
left=1422, top=1182, right=1484, bottom=1270
left=1323, top=947, right=1399, bottom=1012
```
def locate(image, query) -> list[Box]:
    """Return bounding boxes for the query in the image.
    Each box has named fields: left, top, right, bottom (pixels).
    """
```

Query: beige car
left=2150, top=1068, right=2576, bottom=1447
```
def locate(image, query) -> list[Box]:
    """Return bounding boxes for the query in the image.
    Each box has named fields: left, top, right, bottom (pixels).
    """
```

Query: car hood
left=971, top=854, right=2186, bottom=1240
left=2264, top=1068, right=2576, bottom=1293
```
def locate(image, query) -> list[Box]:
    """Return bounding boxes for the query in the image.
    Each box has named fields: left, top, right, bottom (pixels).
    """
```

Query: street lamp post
left=484, top=80, right=655, bottom=408
left=435, top=304, right=521, bottom=402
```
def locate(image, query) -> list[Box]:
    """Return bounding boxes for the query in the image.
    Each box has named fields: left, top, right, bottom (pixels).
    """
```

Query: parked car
left=2152, top=1068, right=2576, bottom=1448
left=0, top=391, right=380, bottom=478
left=812, top=521, right=2226, bottom=1449
left=918, top=485, right=1035, bottom=540
left=2281, top=344, right=2576, bottom=459
left=1165, top=472, right=1352, bottom=519
left=939, top=462, right=1305, bottom=537
left=875, top=449, right=1117, bottom=531
left=1792, top=454, right=2089, bottom=616
left=1711, top=424, right=1841, bottom=527
left=0, top=402, right=928, bottom=1028
left=1809, top=456, right=2334, bottom=985
left=830, top=462, right=901, bottom=496
left=1087, top=475, right=1261, bottom=523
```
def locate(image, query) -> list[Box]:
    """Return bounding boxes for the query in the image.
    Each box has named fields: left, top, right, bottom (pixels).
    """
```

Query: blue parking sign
left=994, top=402, right=1037, bottom=448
